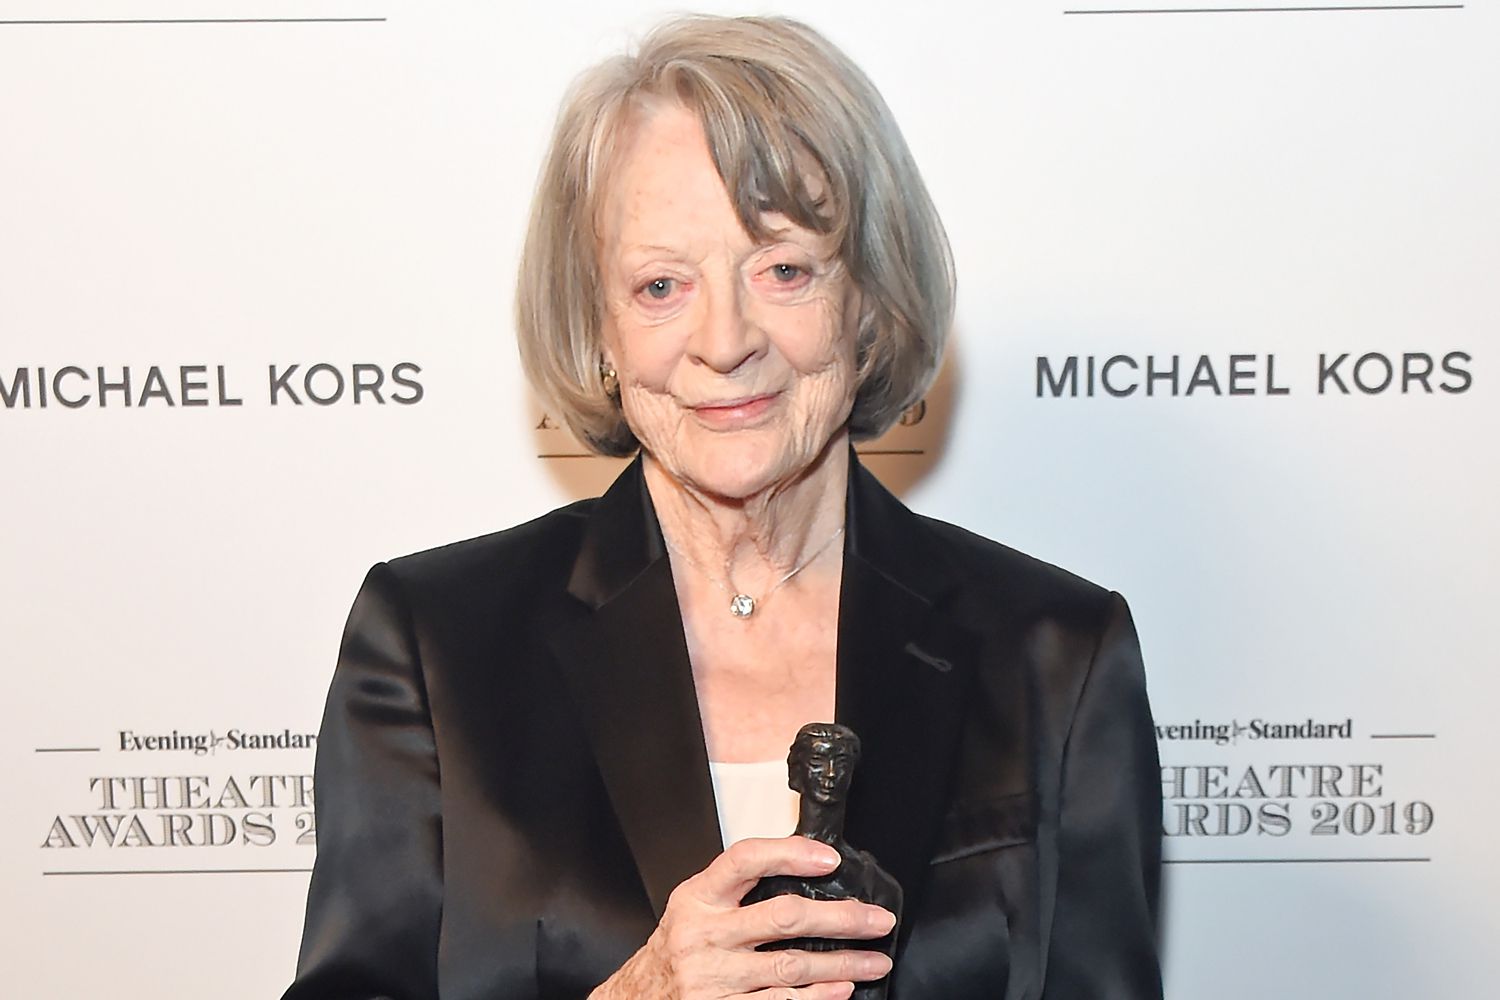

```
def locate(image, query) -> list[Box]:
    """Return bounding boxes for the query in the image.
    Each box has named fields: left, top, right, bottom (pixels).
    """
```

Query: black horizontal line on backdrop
left=1063, top=5, right=1463, bottom=12
left=34, top=747, right=100, bottom=753
left=1166, top=857, right=1430, bottom=864
left=0, top=18, right=385, bottom=26
left=1370, top=733, right=1437, bottom=739
left=44, top=868, right=313, bottom=876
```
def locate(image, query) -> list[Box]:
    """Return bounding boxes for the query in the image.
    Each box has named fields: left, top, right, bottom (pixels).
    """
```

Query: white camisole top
left=707, top=760, right=801, bottom=848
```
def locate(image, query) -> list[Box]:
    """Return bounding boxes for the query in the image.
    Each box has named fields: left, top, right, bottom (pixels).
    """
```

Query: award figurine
left=742, top=723, right=902, bottom=1000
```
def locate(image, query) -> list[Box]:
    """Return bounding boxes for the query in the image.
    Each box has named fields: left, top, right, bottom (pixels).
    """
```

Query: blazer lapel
left=837, top=458, right=980, bottom=923
left=546, top=457, right=723, bottom=920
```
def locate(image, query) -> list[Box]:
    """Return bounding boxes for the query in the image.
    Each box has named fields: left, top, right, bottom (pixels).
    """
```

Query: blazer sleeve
left=283, top=563, right=444, bottom=1000
left=1043, top=591, right=1163, bottom=999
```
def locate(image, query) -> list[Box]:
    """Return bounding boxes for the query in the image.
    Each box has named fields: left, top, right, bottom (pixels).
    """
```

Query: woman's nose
left=689, top=280, right=765, bottom=374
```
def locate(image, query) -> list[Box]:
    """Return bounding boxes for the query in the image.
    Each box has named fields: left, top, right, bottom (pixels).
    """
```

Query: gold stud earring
left=600, top=362, right=619, bottom=399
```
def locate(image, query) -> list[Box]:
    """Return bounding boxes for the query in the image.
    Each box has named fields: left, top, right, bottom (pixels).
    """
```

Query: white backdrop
left=2, top=1, right=1495, bottom=997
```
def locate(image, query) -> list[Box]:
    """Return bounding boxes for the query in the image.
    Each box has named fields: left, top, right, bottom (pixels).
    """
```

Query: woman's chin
left=679, top=458, right=785, bottom=503
left=658, top=437, right=817, bottom=502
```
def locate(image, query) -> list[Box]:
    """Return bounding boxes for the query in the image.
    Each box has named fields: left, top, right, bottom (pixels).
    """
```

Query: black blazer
left=284, top=455, right=1162, bottom=1000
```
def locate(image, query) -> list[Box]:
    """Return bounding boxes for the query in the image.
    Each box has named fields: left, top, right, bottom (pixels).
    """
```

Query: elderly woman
left=284, top=14, right=1161, bottom=1000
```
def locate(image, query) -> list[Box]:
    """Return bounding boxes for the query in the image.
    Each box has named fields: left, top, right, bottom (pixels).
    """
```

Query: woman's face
left=596, top=103, right=860, bottom=501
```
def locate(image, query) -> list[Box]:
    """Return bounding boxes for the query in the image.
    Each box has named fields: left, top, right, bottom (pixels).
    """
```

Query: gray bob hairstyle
left=516, top=14, right=955, bottom=457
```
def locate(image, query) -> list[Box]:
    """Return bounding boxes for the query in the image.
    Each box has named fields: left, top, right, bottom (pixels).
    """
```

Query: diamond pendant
left=729, top=593, right=756, bottom=618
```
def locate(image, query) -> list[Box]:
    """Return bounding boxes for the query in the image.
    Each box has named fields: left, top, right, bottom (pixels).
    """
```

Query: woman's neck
left=644, top=433, right=850, bottom=597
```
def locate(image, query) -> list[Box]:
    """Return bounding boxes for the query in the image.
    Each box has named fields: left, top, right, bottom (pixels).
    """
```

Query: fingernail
left=815, top=847, right=841, bottom=868
left=868, top=908, right=897, bottom=933
left=864, top=953, right=894, bottom=976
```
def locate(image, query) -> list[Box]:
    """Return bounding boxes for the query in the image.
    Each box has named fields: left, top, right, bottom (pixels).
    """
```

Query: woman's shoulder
left=378, top=496, right=599, bottom=598
left=849, top=460, right=1122, bottom=635
left=912, top=512, right=1122, bottom=633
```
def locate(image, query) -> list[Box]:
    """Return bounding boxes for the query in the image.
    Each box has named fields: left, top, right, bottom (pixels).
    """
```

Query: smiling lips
left=688, top=392, right=781, bottom=429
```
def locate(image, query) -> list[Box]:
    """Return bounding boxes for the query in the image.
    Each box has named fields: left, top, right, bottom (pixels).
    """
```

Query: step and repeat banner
left=2, top=1, right=1494, bottom=997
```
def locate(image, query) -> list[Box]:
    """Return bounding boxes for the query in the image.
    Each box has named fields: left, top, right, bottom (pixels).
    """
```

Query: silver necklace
left=664, top=525, right=844, bottom=619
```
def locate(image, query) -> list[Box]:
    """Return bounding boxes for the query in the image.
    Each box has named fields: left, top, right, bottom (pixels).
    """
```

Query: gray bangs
left=657, top=61, right=856, bottom=250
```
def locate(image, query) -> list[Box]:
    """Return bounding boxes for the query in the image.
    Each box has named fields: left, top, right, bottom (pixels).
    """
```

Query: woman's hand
left=590, top=836, right=897, bottom=1000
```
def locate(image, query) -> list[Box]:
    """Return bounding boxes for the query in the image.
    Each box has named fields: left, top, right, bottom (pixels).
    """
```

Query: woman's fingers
left=738, top=895, right=896, bottom=947
left=731, top=947, right=892, bottom=988
left=692, top=837, right=841, bottom=905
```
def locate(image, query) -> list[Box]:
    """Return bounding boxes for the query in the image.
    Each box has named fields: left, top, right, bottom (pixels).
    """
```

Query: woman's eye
left=770, top=263, right=804, bottom=282
left=642, top=278, right=674, bottom=300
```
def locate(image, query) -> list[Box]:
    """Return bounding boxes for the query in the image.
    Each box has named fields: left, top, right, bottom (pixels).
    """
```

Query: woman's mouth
left=688, top=392, right=781, bottom=429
